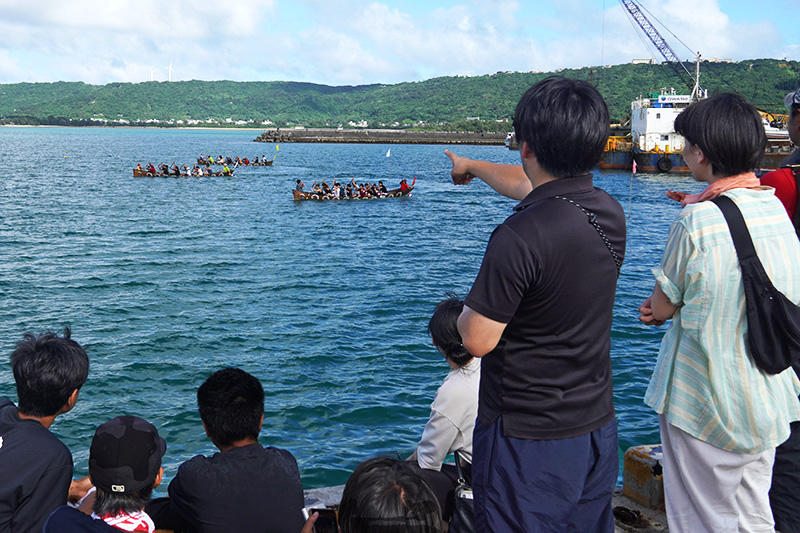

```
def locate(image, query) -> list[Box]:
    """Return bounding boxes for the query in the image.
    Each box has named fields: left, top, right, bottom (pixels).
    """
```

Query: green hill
left=1, top=59, right=798, bottom=130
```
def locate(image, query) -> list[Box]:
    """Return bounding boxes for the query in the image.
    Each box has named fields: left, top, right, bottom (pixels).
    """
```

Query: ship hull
left=600, top=147, right=794, bottom=174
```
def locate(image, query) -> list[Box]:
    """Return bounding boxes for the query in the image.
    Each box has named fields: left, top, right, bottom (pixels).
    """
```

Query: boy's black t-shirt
left=0, top=398, right=73, bottom=533
left=147, top=442, right=305, bottom=533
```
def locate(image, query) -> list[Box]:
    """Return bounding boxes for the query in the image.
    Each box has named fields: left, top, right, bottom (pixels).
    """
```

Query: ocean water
left=0, top=126, right=704, bottom=491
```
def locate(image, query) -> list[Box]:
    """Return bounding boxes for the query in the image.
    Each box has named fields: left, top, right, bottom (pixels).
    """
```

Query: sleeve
left=761, top=168, right=797, bottom=221
left=652, top=216, right=697, bottom=307
left=465, top=224, right=536, bottom=324
left=416, top=408, right=460, bottom=472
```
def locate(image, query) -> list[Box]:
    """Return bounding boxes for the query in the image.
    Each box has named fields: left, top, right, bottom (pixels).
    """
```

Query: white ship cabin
left=631, top=90, right=692, bottom=153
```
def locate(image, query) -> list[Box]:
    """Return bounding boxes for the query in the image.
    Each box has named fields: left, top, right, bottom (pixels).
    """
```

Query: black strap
left=453, top=449, right=470, bottom=485
left=711, top=195, right=758, bottom=261
left=554, top=196, right=622, bottom=276
left=790, top=165, right=800, bottom=239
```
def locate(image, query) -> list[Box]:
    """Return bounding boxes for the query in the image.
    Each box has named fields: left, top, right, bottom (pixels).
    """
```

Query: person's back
left=166, top=443, right=302, bottom=532
left=147, top=367, right=304, bottom=533
left=453, top=77, right=625, bottom=532
left=0, top=398, right=73, bottom=532
left=0, top=328, right=89, bottom=533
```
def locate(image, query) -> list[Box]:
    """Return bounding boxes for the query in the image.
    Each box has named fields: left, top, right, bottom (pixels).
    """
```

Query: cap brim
left=786, top=91, right=799, bottom=108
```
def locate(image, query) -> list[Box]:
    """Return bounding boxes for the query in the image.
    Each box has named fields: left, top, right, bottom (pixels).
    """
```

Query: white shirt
left=417, top=358, right=481, bottom=471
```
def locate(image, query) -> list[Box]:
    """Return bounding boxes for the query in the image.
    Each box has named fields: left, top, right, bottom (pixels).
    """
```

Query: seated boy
left=0, top=328, right=90, bottom=533
left=147, top=367, right=305, bottom=533
left=43, top=415, right=167, bottom=532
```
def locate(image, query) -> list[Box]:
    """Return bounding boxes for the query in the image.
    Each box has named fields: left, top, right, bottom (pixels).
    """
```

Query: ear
left=694, top=145, right=708, bottom=164
left=153, top=467, right=164, bottom=489
left=519, top=140, right=535, bottom=161
left=258, top=414, right=264, bottom=431
left=59, top=389, right=80, bottom=415
left=202, top=421, right=211, bottom=438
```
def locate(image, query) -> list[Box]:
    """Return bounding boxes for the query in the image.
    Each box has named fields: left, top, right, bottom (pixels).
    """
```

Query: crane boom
left=619, top=0, right=699, bottom=96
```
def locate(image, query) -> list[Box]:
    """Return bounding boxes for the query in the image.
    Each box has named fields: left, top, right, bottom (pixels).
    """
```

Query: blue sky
left=0, top=0, right=797, bottom=86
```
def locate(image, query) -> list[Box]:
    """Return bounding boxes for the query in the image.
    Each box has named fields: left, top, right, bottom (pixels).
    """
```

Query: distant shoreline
left=2, top=124, right=509, bottom=145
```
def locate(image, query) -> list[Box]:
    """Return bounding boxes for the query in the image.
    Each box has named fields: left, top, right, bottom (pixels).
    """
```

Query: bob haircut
left=674, top=93, right=766, bottom=177
left=428, top=297, right=471, bottom=368
left=338, top=456, right=442, bottom=533
left=514, top=76, right=610, bottom=178
left=197, top=367, right=264, bottom=446
left=10, top=327, right=89, bottom=417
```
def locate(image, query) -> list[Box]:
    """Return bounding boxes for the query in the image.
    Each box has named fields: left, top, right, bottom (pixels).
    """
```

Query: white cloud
left=0, top=0, right=796, bottom=85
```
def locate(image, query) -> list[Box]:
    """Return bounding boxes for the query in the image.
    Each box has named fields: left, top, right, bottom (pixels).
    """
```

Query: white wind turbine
left=150, top=68, right=158, bottom=81
left=164, top=61, right=175, bottom=82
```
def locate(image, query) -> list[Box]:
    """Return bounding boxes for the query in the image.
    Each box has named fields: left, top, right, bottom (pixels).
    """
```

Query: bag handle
left=453, top=450, right=470, bottom=484
left=711, top=195, right=758, bottom=261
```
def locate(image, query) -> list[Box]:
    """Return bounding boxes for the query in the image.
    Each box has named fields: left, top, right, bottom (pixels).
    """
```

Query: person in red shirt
left=761, top=86, right=800, bottom=533
left=761, top=88, right=800, bottom=221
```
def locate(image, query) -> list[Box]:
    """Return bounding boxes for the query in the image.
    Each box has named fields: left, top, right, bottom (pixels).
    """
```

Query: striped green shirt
left=645, top=188, right=800, bottom=453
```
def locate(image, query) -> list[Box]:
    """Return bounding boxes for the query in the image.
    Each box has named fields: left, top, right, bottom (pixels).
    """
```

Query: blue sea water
left=0, top=126, right=705, bottom=491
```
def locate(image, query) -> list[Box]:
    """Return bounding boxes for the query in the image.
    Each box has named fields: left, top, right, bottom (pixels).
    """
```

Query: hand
left=300, top=511, right=319, bottom=533
left=445, top=150, right=475, bottom=185
left=68, top=476, right=93, bottom=503
left=665, top=190, right=687, bottom=203
left=638, top=297, right=666, bottom=326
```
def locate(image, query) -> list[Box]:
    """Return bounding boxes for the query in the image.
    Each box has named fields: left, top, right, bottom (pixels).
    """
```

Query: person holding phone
left=407, top=297, right=480, bottom=522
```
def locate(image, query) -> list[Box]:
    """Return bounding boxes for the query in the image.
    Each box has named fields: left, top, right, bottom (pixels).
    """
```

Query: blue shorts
left=472, top=416, right=618, bottom=533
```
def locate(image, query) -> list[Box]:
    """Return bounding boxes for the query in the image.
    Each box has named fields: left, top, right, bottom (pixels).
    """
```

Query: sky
left=0, top=0, right=797, bottom=87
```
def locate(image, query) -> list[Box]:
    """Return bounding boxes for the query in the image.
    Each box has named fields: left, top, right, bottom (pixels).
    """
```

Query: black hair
left=428, top=297, right=471, bottom=367
left=197, top=367, right=264, bottom=446
left=93, top=486, right=154, bottom=517
left=674, top=93, right=766, bottom=176
left=10, top=327, right=89, bottom=417
left=791, top=104, right=799, bottom=120
left=513, top=76, right=610, bottom=178
left=339, top=457, right=442, bottom=533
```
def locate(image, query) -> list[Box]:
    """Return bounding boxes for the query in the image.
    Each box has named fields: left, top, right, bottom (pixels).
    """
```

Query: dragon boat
left=133, top=168, right=231, bottom=177
left=197, top=158, right=273, bottom=166
left=292, top=187, right=413, bottom=201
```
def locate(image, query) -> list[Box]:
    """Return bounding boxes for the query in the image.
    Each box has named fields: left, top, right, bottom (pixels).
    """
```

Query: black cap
left=89, top=416, right=166, bottom=494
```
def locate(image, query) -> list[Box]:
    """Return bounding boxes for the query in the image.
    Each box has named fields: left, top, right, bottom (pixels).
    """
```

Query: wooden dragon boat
left=197, top=158, right=273, bottom=166
left=292, top=187, right=413, bottom=201
left=133, top=168, right=230, bottom=177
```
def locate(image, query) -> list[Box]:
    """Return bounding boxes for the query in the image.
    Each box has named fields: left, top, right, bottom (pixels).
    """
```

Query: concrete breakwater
left=253, top=128, right=507, bottom=145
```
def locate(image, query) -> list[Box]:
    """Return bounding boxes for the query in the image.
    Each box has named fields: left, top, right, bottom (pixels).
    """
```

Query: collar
left=513, top=174, right=594, bottom=212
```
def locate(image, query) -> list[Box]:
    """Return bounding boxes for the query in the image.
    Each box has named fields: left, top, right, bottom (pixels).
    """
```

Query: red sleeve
left=761, top=168, right=798, bottom=221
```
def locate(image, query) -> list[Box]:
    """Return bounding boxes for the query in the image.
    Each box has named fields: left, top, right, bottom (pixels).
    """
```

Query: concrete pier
left=254, top=128, right=507, bottom=145
left=303, top=479, right=670, bottom=532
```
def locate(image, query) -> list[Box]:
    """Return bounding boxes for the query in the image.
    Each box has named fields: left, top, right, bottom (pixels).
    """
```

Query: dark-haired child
left=0, top=328, right=89, bottom=533
left=407, top=297, right=479, bottom=522
left=147, top=367, right=304, bottom=533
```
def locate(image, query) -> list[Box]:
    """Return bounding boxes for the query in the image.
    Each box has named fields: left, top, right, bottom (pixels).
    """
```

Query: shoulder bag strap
left=711, top=195, right=758, bottom=261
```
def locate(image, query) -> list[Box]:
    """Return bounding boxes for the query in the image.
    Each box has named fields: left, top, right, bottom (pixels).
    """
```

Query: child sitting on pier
left=147, top=367, right=305, bottom=533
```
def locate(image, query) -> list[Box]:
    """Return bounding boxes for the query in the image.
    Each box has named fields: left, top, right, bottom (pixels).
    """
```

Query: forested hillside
left=1, top=59, right=798, bottom=130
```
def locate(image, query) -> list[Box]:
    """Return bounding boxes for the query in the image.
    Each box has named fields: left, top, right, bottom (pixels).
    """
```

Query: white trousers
left=660, top=415, right=776, bottom=533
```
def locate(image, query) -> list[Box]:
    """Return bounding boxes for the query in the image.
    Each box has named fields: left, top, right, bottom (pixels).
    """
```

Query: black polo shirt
left=465, top=174, right=626, bottom=440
